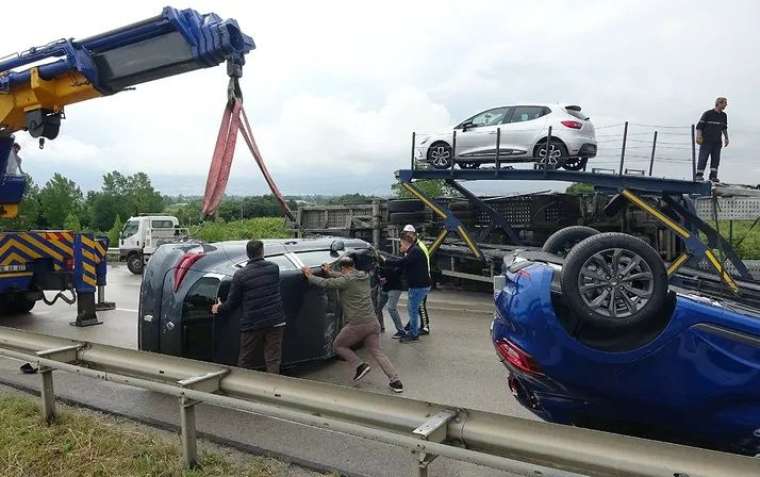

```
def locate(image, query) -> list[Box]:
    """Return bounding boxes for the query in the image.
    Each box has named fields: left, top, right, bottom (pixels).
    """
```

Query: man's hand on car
left=302, top=266, right=313, bottom=277
left=211, top=298, right=222, bottom=315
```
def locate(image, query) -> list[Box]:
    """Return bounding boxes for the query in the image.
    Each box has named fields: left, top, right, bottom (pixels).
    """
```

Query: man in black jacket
left=390, top=234, right=431, bottom=343
left=212, top=240, right=286, bottom=373
left=696, top=97, right=729, bottom=182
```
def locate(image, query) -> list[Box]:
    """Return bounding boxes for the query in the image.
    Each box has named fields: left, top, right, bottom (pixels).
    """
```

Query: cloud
left=6, top=0, right=760, bottom=194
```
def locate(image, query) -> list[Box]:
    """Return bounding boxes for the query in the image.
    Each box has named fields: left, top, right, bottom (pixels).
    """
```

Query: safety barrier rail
left=0, top=327, right=758, bottom=477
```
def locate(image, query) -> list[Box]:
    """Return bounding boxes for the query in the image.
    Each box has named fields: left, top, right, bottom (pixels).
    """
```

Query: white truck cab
left=119, top=215, right=189, bottom=274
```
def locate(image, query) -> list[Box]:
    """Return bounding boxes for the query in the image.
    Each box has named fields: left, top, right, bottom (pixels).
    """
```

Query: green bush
left=190, top=217, right=290, bottom=243
left=721, top=220, right=760, bottom=260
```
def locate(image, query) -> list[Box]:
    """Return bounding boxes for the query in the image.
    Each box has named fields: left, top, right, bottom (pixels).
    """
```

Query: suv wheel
left=561, top=233, right=668, bottom=328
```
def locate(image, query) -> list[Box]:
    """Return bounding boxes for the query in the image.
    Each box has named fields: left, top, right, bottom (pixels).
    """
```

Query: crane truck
left=0, top=6, right=254, bottom=325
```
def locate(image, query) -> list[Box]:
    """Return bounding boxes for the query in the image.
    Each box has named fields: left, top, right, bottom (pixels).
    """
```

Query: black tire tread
left=543, top=226, right=600, bottom=256
left=561, top=232, right=668, bottom=329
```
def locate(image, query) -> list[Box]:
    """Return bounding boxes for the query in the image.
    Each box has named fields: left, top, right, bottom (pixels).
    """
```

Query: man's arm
left=695, top=111, right=706, bottom=142
left=215, top=272, right=243, bottom=315
left=305, top=272, right=350, bottom=289
left=723, top=115, right=729, bottom=147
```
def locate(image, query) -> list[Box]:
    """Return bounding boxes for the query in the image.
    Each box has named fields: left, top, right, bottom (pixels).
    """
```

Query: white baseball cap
left=402, top=224, right=416, bottom=233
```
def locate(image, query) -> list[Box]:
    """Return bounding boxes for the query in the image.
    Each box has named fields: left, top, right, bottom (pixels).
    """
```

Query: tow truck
left=0, top=7, right=254, bottom=325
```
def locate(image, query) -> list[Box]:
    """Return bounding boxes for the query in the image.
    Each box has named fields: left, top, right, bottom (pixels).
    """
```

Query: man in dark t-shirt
left=695, top=97, right=729, bottom=182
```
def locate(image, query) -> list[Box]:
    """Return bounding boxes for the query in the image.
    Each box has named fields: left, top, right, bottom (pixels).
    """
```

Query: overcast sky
left=7, top=0, right=760, bottom=196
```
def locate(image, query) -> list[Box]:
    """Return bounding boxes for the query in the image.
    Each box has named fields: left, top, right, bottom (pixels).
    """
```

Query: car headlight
left=418, top=137, right=430, bottom=146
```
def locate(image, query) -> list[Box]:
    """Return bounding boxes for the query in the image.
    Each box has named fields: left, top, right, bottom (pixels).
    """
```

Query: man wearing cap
left=303, top=256, right=404, bottom=393
left=401, top=225, right=431, bottom=335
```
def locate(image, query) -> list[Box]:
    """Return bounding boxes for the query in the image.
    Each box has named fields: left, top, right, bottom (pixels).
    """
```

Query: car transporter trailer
left=395, top=132, right=760, bottom=305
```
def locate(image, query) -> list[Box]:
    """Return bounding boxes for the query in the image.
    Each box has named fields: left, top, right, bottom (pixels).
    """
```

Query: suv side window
left=182, top=277, right=219, bottom=321
left=509, top=106, right=549, bottom=123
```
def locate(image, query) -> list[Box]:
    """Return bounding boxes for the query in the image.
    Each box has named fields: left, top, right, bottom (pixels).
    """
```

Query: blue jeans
left=406, top=287, right=430, bottom=338
left=382, top=289, right=404, bottom=333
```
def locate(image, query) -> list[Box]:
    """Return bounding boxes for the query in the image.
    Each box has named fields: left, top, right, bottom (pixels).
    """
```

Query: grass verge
left=0, top=393, right=299, bottom=477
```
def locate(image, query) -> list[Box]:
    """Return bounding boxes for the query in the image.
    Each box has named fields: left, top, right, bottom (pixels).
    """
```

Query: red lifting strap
left=202, top=99, right=295, bottom=221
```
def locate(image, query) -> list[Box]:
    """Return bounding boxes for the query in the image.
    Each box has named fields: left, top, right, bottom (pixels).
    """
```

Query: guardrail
left=1, top=327, right=758, bottom=477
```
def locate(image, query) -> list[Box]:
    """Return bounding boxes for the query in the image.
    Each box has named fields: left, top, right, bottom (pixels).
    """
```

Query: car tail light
left=173, top=252, right=204, bottom=292
left=63, top=257, right=75, bottom=271
left=561, top=120, right=582, bottom=129
left=495, top=338, right=542, bottom=375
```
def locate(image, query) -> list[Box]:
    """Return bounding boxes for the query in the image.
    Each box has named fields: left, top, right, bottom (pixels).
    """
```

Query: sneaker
left=353, top=363, right=371, bottom=382
left=695, top=173, right=704, bottom=181
left=391, top=331, right=405, bottom=339
left=710, top=177, right=720, bottom=183
left=420, top=328, right=430, bottom=335
left=399, top=335, right=419, bottom=343
left=389, top=380, right=404, bottom=393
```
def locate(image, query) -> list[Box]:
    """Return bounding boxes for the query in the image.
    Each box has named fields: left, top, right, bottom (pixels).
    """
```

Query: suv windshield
left=122, top=220, right=139, bottom=238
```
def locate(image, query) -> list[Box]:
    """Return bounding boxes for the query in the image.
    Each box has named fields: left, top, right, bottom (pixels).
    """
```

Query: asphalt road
left=0, top=264, right=537, bottom=477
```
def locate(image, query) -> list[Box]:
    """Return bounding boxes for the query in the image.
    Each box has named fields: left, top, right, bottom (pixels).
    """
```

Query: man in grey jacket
left=303, top=255, right=403, bottom=393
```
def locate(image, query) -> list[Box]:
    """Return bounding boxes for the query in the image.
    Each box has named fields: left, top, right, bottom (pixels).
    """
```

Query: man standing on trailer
left=695, top=97, right=729, bottom=183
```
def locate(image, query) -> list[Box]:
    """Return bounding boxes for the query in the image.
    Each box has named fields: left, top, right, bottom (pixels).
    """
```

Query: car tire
left=427, top=141, right=453, bottom=169
left=389, top=212, right=427, bottom=225
left=561, top=233, right=668, bottom=329
left=387, top=199, right=425, bottom=213
left=127, top=253, right=144, bottom=275
left=534, top=139, right=568, bottom=169
left=543, top=226, right=600, bottom=257
left=562, top=157, right=588, bottom=171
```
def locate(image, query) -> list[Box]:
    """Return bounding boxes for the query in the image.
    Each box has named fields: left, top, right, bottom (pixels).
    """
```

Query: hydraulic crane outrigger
left=0, top=7, right=254, bottom=325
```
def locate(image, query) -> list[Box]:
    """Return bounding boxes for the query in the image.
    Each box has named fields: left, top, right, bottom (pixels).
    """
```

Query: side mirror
left=461, top=121, right=475, bottom=131
left=330, top=240, right=345, bottom=256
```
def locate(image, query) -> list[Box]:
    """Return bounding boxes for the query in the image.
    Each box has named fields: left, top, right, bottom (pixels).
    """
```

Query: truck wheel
left=561, top=233, right=668, bottom=329
left=127, top=253, right=144, bottom=275
left=10, top=296, right=36, bottom=314
left=542, top=226, right=600, bottom=257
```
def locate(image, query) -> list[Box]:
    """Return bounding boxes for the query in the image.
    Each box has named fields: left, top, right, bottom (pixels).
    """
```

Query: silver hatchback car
left=415, top=104, right=597, bottom=170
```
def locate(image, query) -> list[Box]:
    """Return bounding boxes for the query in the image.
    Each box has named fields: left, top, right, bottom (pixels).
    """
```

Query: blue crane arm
left=0, top=6, right=254, bottom=217
left=0, top=6, right=254, bottom=139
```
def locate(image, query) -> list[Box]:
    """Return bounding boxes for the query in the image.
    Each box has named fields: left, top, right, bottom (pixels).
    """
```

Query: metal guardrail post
left=39, top=367, right=55, bottom=424
left=412, top=409, right=457, bottom=477
left=179, top=396, right=198, bottom=468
